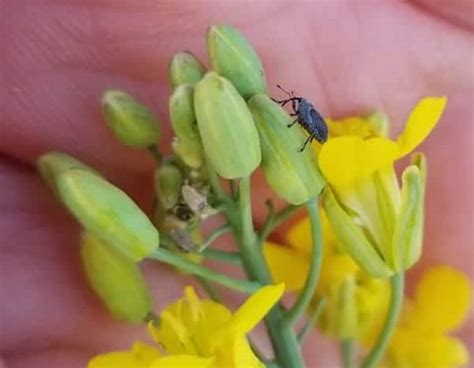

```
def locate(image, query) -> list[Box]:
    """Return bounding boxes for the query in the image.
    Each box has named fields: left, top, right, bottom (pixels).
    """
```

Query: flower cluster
left=34, top=22, right=471, bottom=368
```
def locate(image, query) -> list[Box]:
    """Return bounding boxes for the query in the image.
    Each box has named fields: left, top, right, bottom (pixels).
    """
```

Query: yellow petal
left=263, top=241, right=309, bottom=291
left=89, top=343, right=160, bottom=368
left=89, top=352, right=149, bottom=368
left=326, top=116, right=378, bottom=139
left=132, top=342, right=162, bottom=361
left=318, top=137, right=398, bottom=188
left=317, top=254, right=359, bottom=293
left=230, top=283, right=284, bottom=333
left=151, top=355, right=214, bottom=368
left=285, top=212, right=335, bottom=255
left=389, top=328, right=469, bottom=368
left=396, top=96, right=447, bottom=158
left=407, top=266, right=471, bottom=333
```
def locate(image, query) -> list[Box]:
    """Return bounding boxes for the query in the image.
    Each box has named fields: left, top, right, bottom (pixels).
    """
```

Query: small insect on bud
left=248, top=94, right=325, bottom=204
left=102, top=90, right=160, bottom=148
left=169, top=84, right=204, bottom=168
left=169, top=51, right=206, bottom=88
left=36, top=151, right=100, bottom=193
left=81, top=232, right=152, bottom=322
left=154, top=163, right=184, bottom=210
left=194, top=72, right=261, bottom=179
left=207, top=24, right=267, bottom=99
left=57, top=169, right=159, bottom=261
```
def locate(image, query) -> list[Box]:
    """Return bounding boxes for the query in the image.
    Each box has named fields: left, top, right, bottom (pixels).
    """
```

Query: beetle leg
left=299, top=134, right=315, bottom=152
left=287, top=119, right=299, bottom=128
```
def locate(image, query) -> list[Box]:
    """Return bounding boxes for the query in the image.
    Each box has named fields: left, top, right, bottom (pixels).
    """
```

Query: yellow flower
left=317, top=97, right=447, bottom=276
left=367, top=266, right=471, bottom=368
left=88, top=283, right=284, bottom=368
left=263, top=211, right=389, bottom=339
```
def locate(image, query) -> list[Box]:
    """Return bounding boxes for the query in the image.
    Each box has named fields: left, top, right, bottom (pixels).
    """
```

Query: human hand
left=1, top=1, right=472, bottom=367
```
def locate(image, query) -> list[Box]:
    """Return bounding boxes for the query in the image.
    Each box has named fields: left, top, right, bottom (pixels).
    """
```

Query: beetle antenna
left=276, top=84, right=294, bottom=98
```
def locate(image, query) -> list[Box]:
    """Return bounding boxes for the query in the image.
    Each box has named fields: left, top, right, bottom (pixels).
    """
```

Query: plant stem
left=284, top=198, right=323, bottom=326
left=232, top=177, right=305, bottom=368
left=361, top=272, right=405, bottom=368
left=341, top=339, right=353, bottom=368
left=201, top=248, right=242, bottom=265
left=198, top=224, right=232, bottom=251
left=148, top=248, right=261, bottom=294
left=297, top=298, right=326, bottom=345
left=259, top=203, right=304, bottom=243
left=196, top=276, right=221, bottom=302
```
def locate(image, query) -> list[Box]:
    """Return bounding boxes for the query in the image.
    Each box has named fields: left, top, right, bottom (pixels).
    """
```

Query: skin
left=1, top=0, right=473, bottom=367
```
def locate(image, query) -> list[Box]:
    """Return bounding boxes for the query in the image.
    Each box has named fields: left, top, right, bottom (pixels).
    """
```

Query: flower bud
left=207, top=24, right=267, bottom=99
left=248, top=94, right=325, bottom=204
left=57, top=169, right=159, bottom=261
left=392, top=153, right=426, bottom=270
left=80, top=232, right=152, bottom=322
left=169, top=84, right=204, bottom=168
left=169, top=51, right=206, bottom=88
left=154, top=163, right=184, bottom=210
left=37, top=151, right=100, bottom=193
left=322, top=188, right=392, bottom=278
left=102, top=90, right=160, bottom=148
left=194, top=72, right=261, bottom=179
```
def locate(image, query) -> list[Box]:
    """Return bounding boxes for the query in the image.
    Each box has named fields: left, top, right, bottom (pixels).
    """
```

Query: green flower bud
left=207, top=24, right=267, bottom=99
left=172, top=138, right=205, bottom=169
left=169, top=84, right=204, bottom=168
left=169, top=51, right=206, bottom=88
left=154, top=163, right=184, bottom=210
left=37, top=151, right=100, bottom=193
left=322, top=188, right=392, bottom=278
left=392, top=153, right=426, bottom=270
left=248, top=94, right=325, bottom=204
left=102, top=90, right=160, bottom=148
left=194, top=72, right=261, bottom=179
left=80, top=232, right=152, bottom=322
left=57, top=169, right=159, bottom=261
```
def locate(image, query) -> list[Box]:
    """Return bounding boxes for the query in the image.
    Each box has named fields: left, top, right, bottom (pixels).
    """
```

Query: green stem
left=196, top=276, right=221, bottom=302
left=341, top=339, right=353, bottom=368
left=198, top=224, right=232, bottom=251
left=284, top=198, right=323, bottom=326
left=361, top=272, right=405, bottom=368
left=148, top=248, right=261, bottom=294
left=297, top=298, right=326, bottom=345
left=259, top=203, right=304, bottom=243
left=201, top=248, right=242, bottom=265
left=233, top=177, right=305, bottom=368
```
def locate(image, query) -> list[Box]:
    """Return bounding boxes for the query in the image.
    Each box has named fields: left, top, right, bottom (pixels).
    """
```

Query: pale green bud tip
left=169, top=51, right=206, bottom=88
left=155, top=164, right=184, bottom=210
left=58, top=169, right=159, bottom=261
left=392, top=161, right=424, bottom=270
left=248, top=94, right=325, bottom=204
left=194, top=72, right=261, bottom=179
left=102, top=90, right=160, bottom=148
left=37, top=151, right=100, bottom=192
left=207, top=24, right=267, bottom=99
left=365, top=111, right=390, bottom=137
left=81, top=232, right=152, bottom=322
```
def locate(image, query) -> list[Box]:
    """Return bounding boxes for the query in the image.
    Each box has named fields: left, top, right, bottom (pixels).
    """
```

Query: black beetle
left=272, top=85, right=328, bottom=151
